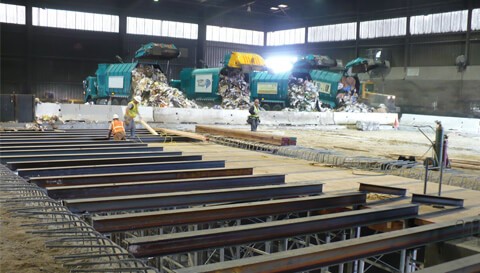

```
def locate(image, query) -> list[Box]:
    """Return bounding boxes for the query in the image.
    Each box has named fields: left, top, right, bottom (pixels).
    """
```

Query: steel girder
left=0, top=143, right=147, bottom=150
left=0, top=146, right=164, bottom=157
left=18, top=160, right=225, bottom=177
left=64, top=183, right=324, bottom=213
left=1, top=151, right=175, bottom=164
left=175, top=216, right=480, bottom=273
left=126, top=204, right=419, bottom=257
left=92, top=193, right=367, bottom=233
left=47, top=174, right=286, bottom=199
left=29, top=168, right=254, bottom=188
left=8, top=154, right=195, bottom=170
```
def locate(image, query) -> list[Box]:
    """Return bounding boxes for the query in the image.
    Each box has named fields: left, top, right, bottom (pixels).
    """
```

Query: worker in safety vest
left=248, top=99, right=261, bottom=132
left=108, top=114, right=126, bottom=141
left=124, top=96, right=142, bottom=138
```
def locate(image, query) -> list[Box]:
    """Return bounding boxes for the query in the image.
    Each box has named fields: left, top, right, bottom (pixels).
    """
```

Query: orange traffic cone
left=393, top=117, right=399, bottom=130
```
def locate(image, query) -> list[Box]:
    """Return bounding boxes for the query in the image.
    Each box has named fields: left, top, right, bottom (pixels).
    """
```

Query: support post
left=358, top=259, right=365, bottom=273
left=196, top=12, right=206, bottom=68
left=410, top=249, right=418, bottom=272
left=423, top=163, right=429, bottom=194
left=338, top=230, right=347, bottom=273
left=400, top=249, right=407, bottom=273
left=435, top=121, right=444, bottom=196
left=321, top=233, right=332, bottom=273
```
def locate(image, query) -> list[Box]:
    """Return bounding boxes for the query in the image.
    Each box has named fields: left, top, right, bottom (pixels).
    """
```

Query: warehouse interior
left=1, top=0, right=480, bottom=273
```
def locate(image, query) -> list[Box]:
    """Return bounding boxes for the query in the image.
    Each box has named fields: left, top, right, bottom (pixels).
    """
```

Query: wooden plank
left=156, top=128, right=208, bottom=142
left=139, top=120, right=159, bottom=135
left=195, top=125, right=296, bottom=146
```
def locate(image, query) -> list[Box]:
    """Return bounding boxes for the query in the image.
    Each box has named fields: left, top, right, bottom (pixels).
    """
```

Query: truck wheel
left=112, top=98, right=120, bottom=105
left=120, top=99, right=128, bottom=105
left=272, top=104, right=282, bottom=111
left=262, top=104, right=271, bottom=111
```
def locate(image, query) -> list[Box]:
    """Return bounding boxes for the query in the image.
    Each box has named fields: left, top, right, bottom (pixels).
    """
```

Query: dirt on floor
left=270, top=127, right=480, bottom=162
left=0, top=201, right=69, bottom=273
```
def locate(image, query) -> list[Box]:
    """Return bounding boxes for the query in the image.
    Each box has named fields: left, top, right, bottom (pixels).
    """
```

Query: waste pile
left=335, top=92, right=376, bottom=113
left=218, top=74, right=251, bottom=109
left=288, top=78, right=319, bottom=112
left=132, top=65, right=198, bottom=108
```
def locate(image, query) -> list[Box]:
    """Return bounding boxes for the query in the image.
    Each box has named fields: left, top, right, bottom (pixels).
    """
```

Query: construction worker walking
left=107, top=114, right=126, bottom=141
left=124, top=96, right=143, bottom=138
left=248, top=99, right=261, bottom=132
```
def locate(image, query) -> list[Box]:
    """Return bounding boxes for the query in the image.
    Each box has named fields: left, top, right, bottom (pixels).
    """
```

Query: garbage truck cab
left=83, top=42, right=180, bottom=105
left=173, top=52, right=267, bottom=105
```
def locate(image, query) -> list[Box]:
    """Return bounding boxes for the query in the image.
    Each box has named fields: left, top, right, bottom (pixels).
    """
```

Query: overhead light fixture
left=278, top=4, right=288, bottom=8
left=270, top=6, right=279, bottom=10
left=153, top=0, right=159, bottom=2
left=247, top=4, right=252, bottom=12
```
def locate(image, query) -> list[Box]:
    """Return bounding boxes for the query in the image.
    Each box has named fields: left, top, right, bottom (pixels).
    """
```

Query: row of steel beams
left=0, top=135, right=193, bottom=143
left=0, top=137, right=111, bottom=142
left=0, top=129, right=154, bottom=134
left=0, top=134, right=122, bottom=138
left=29, top=167, right=254, bottom=187
left=0, top=138, right=179, bottom=146
left=1, top=151, right=174, bottom=164
left=8, top=154, right=195, bottom=170
left=47, top=174, right=286, bottom=199
left=0, top=140, right=133, bottom=146
left=64, top=183, right=324, bottom=213
left=18, top=160, right=226, bottom=177
left=0, top=142, right=147, bottom=150
left=126, top=204, right=419, bottom=257
left=176, top=216, right=480, bottom=273
left=2, top=130, right=441, bottom=273
left=0, top=133, right=165, bottom=138
left=0, top=129, right=159, bottom=135
left=0, top=146, right=164, bottom=157
left=92, top=193, right=367, bottom=232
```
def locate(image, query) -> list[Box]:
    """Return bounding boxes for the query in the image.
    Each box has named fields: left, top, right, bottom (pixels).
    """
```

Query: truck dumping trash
left=288, top=78, right=319, bottom=112
left=132, top=65, right=198, bottom=108
left=218, top=74, right=251, bottom=110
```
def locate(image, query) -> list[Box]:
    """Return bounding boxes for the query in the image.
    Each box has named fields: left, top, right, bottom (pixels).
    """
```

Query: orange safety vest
left=111, top=119, right=125, bottom=134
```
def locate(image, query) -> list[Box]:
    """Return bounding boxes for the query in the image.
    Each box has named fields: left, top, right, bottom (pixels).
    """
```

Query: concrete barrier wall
left=36, top=103, right=154, bottom=122
left=36, top=103, right=399, bottom=127
left=153, top=108, right=246, bottom=125
left=401, top=114, right=480, bottom=133
left=334, top=112, right=398, bottom=125
left=152, top=108, right=336, bottom=126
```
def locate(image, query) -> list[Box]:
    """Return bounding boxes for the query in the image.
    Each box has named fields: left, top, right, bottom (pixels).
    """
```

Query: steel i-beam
left=175, top=216, right=480, bottom=273
left=126, top=204, right=419, bottom=257
left=64, top=183, right=324, bottom=213
left=29, top=167, right=254, bottom=188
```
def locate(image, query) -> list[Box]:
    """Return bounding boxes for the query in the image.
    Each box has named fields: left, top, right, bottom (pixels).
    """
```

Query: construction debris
left=132, top=65, right=198, bottom=108
left=288, top=78, right=319, bottom=112
left=356, top=121, right=380, bottom=131
left=218, top=74, right=251, bottom=110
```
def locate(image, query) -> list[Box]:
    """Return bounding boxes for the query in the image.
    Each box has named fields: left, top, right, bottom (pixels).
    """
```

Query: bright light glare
left=265, top=56, right=298, bottom=73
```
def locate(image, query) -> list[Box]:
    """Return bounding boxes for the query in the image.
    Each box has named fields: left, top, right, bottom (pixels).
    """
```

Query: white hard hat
left=134, top=96, right=142, bottom=103
left=112, top=114, right=119, bottom=119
